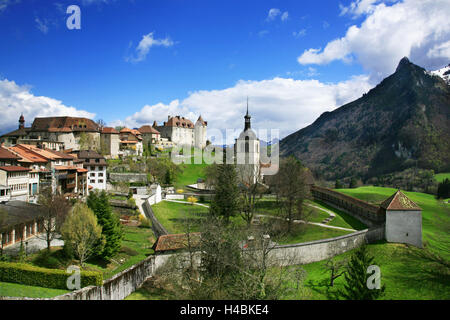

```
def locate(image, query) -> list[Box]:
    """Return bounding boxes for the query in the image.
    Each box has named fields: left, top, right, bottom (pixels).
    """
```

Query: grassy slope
left=284, top=242, right=450, bottom=300
left=174, top=152, right=208, bottom=189
left=337, top=186, right=450, bottom=258
left=435, top=172, right=450, bottom=183
left=0, top=226, right=155, bottom=298
left=276, top=224, right=352, bottom=245
left=151, top=201, right=210, bottom=234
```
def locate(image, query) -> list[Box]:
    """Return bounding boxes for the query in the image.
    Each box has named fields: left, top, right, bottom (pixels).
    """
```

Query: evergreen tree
left=210, top=163, right=240, bottom=224
left=335, top=179, right=343, bottom=189
left=437, top=178, right=450, bottom=199
left=339, top=244, right=385, bottom=300
left=87, top=190, right=123, bottom=259
left=349, top=177, right=358, bottom=188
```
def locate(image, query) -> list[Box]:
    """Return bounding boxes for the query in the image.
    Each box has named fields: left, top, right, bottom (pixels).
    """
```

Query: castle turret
left=19, top=114, right=25, bottom=129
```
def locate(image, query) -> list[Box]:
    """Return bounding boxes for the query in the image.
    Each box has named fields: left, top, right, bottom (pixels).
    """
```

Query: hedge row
left=0, top=262, right=103, bottom=290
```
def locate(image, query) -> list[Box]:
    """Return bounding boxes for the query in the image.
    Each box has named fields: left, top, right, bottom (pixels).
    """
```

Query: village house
left=119, top=127, right=143, bottom=157
left=0, top=201, right=47, bottom=251
left=100, top=127, right=120, bottom=159
left=137, top=124, right=161, bottom=150
left=70, top=150, right=107, bottom=191
left=0, top=166, right=32, bottom=202
left=6, top=144, right=88, bottom=198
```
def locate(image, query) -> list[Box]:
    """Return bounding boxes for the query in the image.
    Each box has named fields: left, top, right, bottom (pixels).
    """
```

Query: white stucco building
left=381, top=190, right=422, bottom=248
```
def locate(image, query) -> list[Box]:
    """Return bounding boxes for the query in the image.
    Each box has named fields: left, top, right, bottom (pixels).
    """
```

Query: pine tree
left=339, top=244, right=385, bottom=300
left=87, top=191, right=123, bottom=259
left=210, top=163, right=240, bottom=224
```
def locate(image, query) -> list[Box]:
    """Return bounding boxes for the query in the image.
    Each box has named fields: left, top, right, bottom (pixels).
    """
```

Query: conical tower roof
left=380, top=190, right=421, bottom=211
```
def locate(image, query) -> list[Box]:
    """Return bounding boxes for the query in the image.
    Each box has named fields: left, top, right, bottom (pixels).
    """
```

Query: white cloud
left=0, top=0, right=20, bottom=13
left=298, top=0, right=450, bottom=80
left=339, top=0, right=387, bottom=18
left=112, top=76, right=373, bottom=144
left=258, top=30, right=269, bottom=37
left=0, top=79, right=95, bottom=134
left=427, top=40, right=450, bottom=59
left=126, top=32, right=174, bottom=63
left=266, top=8, right=281, bottom=21
left=35, top=18, right=49, bottom=34
left=266, top=8, right=289, bottom=22
left=293, top=29, right=306, bottom=38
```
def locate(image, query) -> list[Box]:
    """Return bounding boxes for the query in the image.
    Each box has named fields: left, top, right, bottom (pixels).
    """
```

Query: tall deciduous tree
left=87, top=190, right=123, bottom=259
left=36, top=187, right=71, bottom=251
left=266, top=156, right=310, bottom=233
left=61, top=203, right=104, bottom=266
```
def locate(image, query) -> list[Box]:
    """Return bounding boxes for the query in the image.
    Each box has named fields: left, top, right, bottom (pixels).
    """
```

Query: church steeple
left=244, top=97, right=251, bottom=131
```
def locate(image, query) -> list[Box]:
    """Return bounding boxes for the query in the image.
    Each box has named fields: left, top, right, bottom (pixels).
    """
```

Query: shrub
left=139, top=215, right=151, bottom=228
left=119, top=246, right=139, bottom=256
left=33, top=251, right=62, bottom=269
left=0, top=262, right=103, bottom=290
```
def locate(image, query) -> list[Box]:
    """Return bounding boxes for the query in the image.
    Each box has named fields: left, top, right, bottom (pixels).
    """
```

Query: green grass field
left=337, top=186, right=450, bottom=259
left=151, top=200, right=210, bottom=234
left=0, top=225, right=155, bottom=298
left=0, top=281, right=70, bottom=298
left=174, top=155, right=208, bottom=189
left=275, top=224, right=353, bottom=245
left=434, top=172, right=450, bottom=183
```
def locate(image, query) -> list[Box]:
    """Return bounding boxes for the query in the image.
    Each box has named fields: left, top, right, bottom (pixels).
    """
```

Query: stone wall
left=268, top=228, right=382, bottom=266
left=311, top=186, right=385, bottom=227
left=142, top=197, right=168, bottom=238
left=109, top=173, right=147, bottom=183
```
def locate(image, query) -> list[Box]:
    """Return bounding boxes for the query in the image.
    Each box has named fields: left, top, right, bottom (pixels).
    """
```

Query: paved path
left=163, top=199, right=210, bottom=208
left=3, top=235, right=64, bottom=256
left=255, top=214, right=356, bottom=232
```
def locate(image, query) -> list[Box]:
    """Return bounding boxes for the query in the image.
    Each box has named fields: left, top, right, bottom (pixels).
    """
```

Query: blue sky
left=0, top=0, right=449, bottom=142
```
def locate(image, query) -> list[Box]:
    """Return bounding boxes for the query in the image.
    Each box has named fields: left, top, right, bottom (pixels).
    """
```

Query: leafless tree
left=323, top=257, right=348, bottom=287
left=266, top=156, right=311, bottom=233
left=36, top=187, right=71, bottom=251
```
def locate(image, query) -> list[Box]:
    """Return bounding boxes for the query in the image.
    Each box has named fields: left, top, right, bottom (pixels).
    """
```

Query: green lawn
left=174, top=156, right=208, bottom=190
left=151, top=200, right=210, bottom=234
left=0, top=281, right=70, bottom=298
left=282, top=242, right=450, bottom=300
left=337, top=186, right=450, bottom=259
left=275, top=223, right=353, bottom=245
left=434, top=172, right=450, bottom=183
left=308, top=200, right=367, bottom=230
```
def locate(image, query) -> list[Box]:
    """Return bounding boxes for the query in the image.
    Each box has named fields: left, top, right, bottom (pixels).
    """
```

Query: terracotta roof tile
left=152, top=233, right=201, bottom=252
left=0, top=166, right=31, bottom=172
left=380, top=190, right=421, bottom=211
left=138, top=125, right=160, bottom=134
left=0, top=147, right=20, bottom=160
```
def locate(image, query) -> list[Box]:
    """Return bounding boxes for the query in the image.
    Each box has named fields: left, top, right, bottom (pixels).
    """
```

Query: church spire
left=244, top=97, right=251, bottom=131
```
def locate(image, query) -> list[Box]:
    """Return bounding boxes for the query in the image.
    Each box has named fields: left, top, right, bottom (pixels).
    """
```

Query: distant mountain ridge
left=280, top=57, right=450, bottom=181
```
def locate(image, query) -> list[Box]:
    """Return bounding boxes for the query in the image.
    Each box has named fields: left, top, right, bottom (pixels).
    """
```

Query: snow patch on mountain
left=429, top=64, right=450, bottom=85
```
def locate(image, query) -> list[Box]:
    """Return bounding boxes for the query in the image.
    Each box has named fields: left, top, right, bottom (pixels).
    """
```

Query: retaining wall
left=142, top=197, right=169, bottom=238
left=109, top=173, right=148, bottom=183
left=311, top=186, right=385, bottom=227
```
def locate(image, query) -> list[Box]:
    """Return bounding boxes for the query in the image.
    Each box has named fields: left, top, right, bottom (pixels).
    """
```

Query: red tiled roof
left=152, top=233, right=201, bottom=252
left=0, top=166, right=31, bottom=172
left=138, top=125, right=160, bottom=134
left=31, top=117, right=99, bottom=133
left=164, top=116, right=194, bottom=128
left=380, top=190, right=421, bottom=211
left=8, top=145, right=48, bottom=163
left=0, top=147, right=20, bottom=160
left=120, top=127, right=132, bottom=133
left=101, top=127, right=119, bottom=134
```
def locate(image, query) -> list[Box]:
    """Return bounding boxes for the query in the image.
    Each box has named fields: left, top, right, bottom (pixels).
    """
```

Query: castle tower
left=19, top=114, right=25, bottom=129
left=194, top=115, right=207, bottom=149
